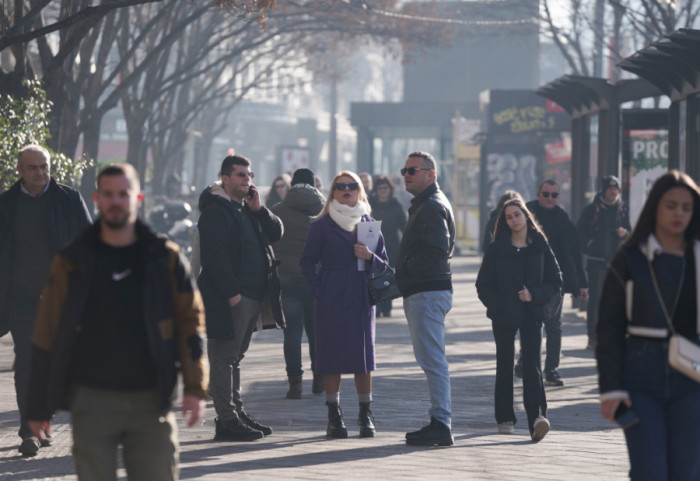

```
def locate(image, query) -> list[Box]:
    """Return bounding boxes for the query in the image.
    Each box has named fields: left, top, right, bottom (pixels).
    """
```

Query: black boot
left=286, top=375, right=303, bottom=399
left=326, top=402, right=348, bottom=438
left=358, top=402, right=375, bottom=438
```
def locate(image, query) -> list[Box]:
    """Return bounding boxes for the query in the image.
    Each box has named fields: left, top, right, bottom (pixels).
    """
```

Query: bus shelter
left=535, top=76, right=662, bottom=220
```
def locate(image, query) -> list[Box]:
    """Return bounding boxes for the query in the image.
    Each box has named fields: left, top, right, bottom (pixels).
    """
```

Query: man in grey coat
left=271, top=168, right=325, bottom=398
left=0, top=144, right=92, bottom=456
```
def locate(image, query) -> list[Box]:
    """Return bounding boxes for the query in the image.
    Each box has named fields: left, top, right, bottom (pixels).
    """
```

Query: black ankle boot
left=325, top=402, right=348, bottom=438
left=358, top=402, right=375, bottom=438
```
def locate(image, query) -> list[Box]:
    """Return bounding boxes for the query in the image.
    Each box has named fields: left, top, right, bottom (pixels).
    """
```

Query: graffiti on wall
left=485, top=152, right=537, bottom=209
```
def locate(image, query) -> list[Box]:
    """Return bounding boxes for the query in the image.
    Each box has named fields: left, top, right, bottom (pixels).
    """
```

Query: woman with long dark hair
left=476, top=199, right=562, bottom=442
left=596, top=170, right=700, bottom=480
left=300, top=171, right=389, bottom=439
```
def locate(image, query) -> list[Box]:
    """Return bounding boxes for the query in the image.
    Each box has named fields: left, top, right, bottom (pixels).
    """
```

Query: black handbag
left=368, top=268, right=401, bottom=305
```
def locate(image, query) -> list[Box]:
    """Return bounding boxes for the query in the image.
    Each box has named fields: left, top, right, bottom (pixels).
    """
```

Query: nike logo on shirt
left=112, top=269, right=132, bottom=281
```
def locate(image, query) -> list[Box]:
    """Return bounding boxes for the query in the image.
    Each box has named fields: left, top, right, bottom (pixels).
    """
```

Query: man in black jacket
left=577, top=175, right=630, bottom=349
left=0, top=144, right=91, bottom=456
left=396, top=151, right=456, bottom=447
left=197, top=154, right=284, bottom=442
left=524, top=180, right=588, bottom=386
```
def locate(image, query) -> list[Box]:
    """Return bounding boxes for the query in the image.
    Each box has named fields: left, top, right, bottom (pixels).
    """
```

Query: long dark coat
left=300, top=214, right=389, bottom=374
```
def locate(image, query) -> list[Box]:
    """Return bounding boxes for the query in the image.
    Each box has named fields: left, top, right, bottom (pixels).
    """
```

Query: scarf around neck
left=328, top=199, right=367, bottom=232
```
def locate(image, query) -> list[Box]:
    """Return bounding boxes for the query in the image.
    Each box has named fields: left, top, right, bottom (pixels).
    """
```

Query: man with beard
left=577, top=175, right=630, bottom=349
left=26, top=163, right=208, bottom=480
left=0, top=144, right=91, bottom=456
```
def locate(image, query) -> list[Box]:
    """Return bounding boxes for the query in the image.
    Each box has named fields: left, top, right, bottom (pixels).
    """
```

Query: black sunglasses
left=541, top=192, right=559, bottom=198
left=335, top=182, right=359, bottom=191
left=401, top=167, right=432, bottom=176
left=233, top=171, right=254, bottom=179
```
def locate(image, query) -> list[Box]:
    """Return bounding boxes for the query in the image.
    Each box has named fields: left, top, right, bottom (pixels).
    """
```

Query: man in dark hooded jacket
left=197, top=154, right=284, bottom=442
left=577, top=175, right=630, bottom=349
left=271, top=168, right=325, bottom=398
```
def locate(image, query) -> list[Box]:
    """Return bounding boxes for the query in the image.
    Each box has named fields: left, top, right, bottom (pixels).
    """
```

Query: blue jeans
left=492, top=317, right=547, bottom=434
left=403, top=290, right=453, bottom=427
left=281, top=276, right=316, bottom=378
left=622, top=337, right=700, bottom=481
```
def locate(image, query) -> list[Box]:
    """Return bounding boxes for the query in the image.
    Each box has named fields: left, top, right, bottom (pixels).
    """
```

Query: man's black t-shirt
left=70, top=239, right=157, bottom=390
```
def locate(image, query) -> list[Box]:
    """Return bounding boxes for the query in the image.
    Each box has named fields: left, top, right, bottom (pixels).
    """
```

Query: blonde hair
left=319, top=171, right=372, bottom=217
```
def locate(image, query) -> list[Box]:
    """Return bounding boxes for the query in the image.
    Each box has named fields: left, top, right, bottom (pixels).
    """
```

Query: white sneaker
left=498, top=421, right=514, bottom=434
left=532, top=416, right=550, bottom=442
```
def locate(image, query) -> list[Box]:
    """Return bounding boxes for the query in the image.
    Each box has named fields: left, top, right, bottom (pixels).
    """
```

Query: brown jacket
left=26, top=221, right=208, bottom=420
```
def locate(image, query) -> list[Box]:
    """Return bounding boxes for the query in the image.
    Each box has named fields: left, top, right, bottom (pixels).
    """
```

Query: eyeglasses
left=401, top=167, right=432, bottom=176
left=335, top=182, right=359, bottom=191
left=233, top=171, right=254, bottom=179
left=541, top=192, right=559, bottom=198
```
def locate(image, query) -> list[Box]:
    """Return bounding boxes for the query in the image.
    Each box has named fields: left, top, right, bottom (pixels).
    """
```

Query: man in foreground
left=27, top=163, right=208, bottom=480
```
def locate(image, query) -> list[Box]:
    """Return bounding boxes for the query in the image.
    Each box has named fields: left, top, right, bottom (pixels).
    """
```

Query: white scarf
left=328, top=199, right=367, bottom=232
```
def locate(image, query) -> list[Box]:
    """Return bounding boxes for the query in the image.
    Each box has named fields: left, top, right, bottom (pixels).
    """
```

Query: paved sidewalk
left=0, top=255, right=629, bottom=480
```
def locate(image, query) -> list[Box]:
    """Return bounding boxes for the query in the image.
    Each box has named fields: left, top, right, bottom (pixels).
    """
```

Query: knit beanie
left=600, top=175, right=621, bottom=192
left=291, top=168, right=315, bottom=186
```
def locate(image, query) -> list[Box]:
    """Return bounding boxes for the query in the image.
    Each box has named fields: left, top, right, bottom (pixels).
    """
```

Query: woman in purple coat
left=300, top=170, right=389, bottom=439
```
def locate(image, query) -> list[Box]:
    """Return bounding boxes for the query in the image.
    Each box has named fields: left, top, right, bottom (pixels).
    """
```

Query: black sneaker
left=405, top=417, right=454, bottom=446
left=544, top=370, right=564, bottom=387
left=237, top=407, right=272, bottom=436
left=19, top=436, right=40, bottom=457
left=514, top=357, right=523, bottom=379
left=214, top=416, right=264, bottom=442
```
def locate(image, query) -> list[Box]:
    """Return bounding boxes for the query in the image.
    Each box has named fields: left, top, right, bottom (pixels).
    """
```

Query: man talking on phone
left=197, top=154, right=284, bottom=441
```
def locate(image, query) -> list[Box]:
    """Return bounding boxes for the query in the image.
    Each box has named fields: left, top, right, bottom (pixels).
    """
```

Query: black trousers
left=8, top=294, right=40, bottom=440
left=492, top=317, right=547, bottom=434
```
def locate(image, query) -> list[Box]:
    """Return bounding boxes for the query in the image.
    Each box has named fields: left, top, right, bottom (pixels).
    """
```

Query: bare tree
left=541, top=0, right=700, bottom=78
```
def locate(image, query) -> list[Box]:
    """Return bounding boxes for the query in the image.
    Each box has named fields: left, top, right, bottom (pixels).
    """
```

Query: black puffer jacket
left=527, top=200, right=587, bottom=294
left=197, top=183, right=284, bottom=339
left=271, top=184, right=324, bottom=278
left=396, top=183, right=455, bottom=298
left=476, top=232, right=562, bottom=328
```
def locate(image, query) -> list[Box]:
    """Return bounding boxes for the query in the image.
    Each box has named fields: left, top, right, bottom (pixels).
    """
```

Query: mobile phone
left=247, top=186, right=255, bottom=199
left=614, top=403, right=639, bottom=430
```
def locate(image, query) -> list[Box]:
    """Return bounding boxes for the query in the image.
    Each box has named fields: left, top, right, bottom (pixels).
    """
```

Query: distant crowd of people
left=2, top=143, right=700, bottom=480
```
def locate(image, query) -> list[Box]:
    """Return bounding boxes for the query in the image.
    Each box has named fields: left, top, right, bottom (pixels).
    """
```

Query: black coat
left=0, top=178, right=92, bottom=336
left=197, top=183, right=284, bottom=339
left=476, top=232, right=563, bottom=328
left=527, top=200, right=587, bottom=294
left=369, top=196, right=407, bottom=265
